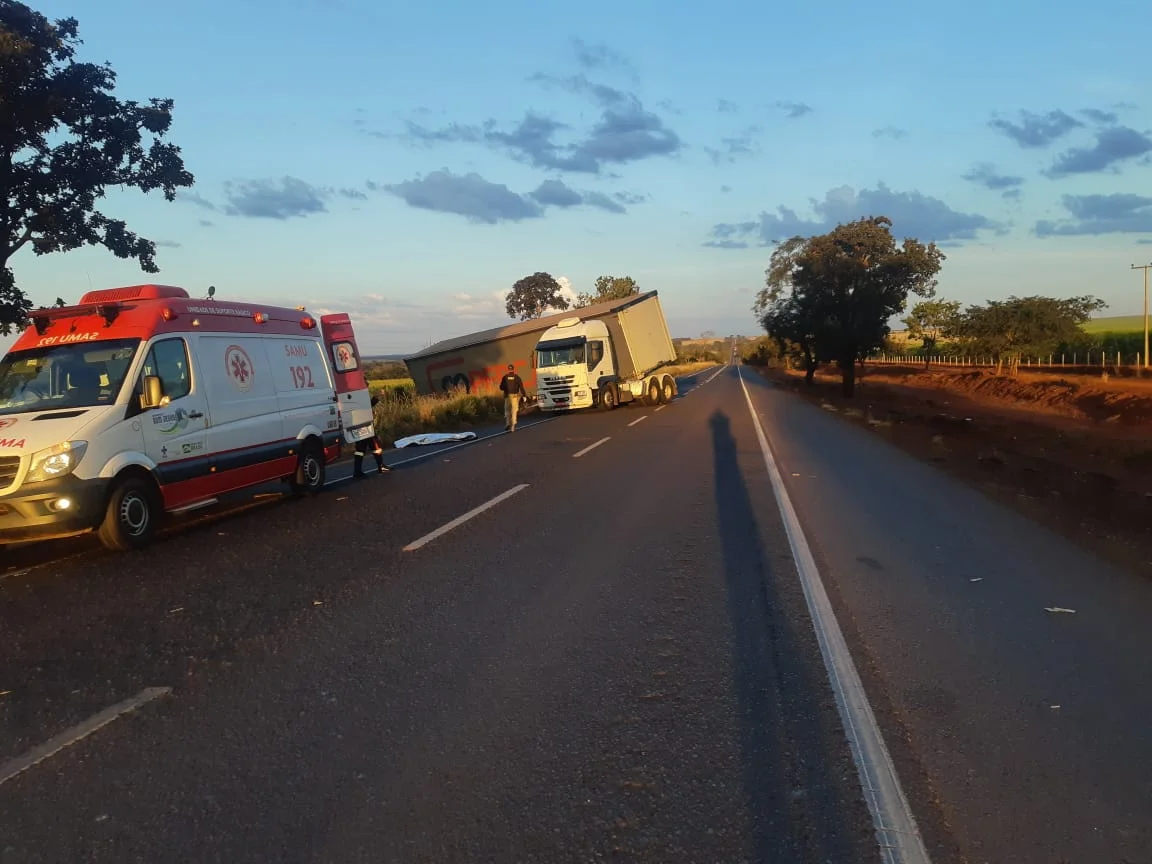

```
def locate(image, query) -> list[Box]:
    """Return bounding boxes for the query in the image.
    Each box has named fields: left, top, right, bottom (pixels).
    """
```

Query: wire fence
left=867, top=352, right=1151, bottom=376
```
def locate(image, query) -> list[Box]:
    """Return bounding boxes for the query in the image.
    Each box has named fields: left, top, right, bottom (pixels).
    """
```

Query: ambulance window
left=142, top=339, right=191, bottom=400
left=331, top=341, right=358, bottom=372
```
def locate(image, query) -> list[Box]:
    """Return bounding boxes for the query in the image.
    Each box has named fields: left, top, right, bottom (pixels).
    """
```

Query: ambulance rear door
left=320, top=314, right=375, bottom=444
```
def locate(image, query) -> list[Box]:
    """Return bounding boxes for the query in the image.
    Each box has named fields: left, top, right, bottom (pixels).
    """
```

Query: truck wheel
left=661, top=376, right=676, bottom=403
left=646, top=378, right=661, bottom=405
left=600, top=383, right=618, bottom=411
left=289, top=443, right=326, bottom=496
left=97, top=475, right=160, bottom=551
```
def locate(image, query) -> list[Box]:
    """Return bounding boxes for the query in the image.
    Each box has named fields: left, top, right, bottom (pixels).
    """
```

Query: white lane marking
left=572, top=437, right=611, bottom=458
left=0, top=687, right=172, bottom=788
left=704, top=367, right=726, bottom=385
left=627, top=415, right=648, bottom=427
left=403, top=484, right=529, bottom=552
left=655, top=405, right=666, bottom=413
left=737, top=367, right=930, bottom=864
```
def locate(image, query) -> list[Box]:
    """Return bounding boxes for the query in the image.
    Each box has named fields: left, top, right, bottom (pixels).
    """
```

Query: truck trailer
left=533, top=292, right=678, bottom=411
left=403, top=291, right=673, bottom=398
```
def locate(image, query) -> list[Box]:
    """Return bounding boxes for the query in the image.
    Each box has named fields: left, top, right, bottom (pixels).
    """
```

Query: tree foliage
left=954, top=295, right=1107, bottom=372
left=754, top=216, right=945, bottom=395
left=575, top=274, right=640, bottom=308
left=903, top=298, right=962, bottom=366
left=0, top=1, right=194, bottom=334
left=505, top=271, right=569, bottom=321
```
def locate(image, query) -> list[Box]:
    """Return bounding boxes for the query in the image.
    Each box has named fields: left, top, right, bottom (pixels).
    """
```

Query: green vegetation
left=575, top=275, right=640, bottom=308
left=674, top=335, right=727, bottom=364
left=1082, top=315, right=1148, bottom=335
left=505, top=272, right=568, bottom=320
left=372, top=387, right=504, bottom=446
left=661, top=361, right=717, bottom=378
left=1, top=1, right=194, bottom=333
left=755, top=216, right=944, bottom=395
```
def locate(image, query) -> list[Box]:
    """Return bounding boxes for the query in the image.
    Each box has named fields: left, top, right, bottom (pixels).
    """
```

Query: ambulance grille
left=0, top=455, right=19, bottom=491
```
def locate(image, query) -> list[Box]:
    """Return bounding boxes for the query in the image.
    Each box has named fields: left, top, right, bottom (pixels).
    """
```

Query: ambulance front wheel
left=97, top=475, right=160, bottom=551
left=290, top=442, right=326, bottom=495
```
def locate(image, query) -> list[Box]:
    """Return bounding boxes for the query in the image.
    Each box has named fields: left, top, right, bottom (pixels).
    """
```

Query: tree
left=0, top=1, right=194, bottom=334
left=754, top=217, right=944, bottom=396
left=505, top=271, right=569, bottom=321
left=903, top=298, right=962, bottom=367
left=574, top=274, right=639, bottom=307
left=956, top=295, right=1106, bottom=374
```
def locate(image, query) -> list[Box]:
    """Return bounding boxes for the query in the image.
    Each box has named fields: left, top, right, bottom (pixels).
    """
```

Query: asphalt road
left=2, top=364, right=1150, bottom=863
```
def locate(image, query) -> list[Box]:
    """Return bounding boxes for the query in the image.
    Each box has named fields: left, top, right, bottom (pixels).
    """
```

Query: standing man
left=499, top=363, right=527, bottom=432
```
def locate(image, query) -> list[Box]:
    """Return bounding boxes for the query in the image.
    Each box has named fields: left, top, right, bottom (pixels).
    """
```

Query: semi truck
left=403, top=290, right=675, bottom=400
left=534, top=292, right=678, bottom=411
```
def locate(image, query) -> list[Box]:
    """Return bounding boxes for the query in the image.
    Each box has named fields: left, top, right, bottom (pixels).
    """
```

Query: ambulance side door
left=136, top=336, right=210, bottom=481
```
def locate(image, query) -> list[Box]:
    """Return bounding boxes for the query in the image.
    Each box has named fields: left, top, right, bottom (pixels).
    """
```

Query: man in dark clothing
left=499, top=364, right=526, bottom=432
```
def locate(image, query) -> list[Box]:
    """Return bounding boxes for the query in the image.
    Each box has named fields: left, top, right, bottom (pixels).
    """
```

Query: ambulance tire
left=97, top=475, right=160, bottom=551
left=290, top=442, right=326, bottom=496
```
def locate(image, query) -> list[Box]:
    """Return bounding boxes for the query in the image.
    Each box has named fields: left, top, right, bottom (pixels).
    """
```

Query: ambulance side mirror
left=140, top=375, right=170, bottom=410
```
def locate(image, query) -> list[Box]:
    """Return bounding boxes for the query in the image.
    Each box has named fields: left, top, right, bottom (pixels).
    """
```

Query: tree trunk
left=841, top=351, right=857, bottom=397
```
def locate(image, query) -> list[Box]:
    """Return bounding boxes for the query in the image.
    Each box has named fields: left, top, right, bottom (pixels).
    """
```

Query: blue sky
left=6, top=0, right=1152, bottom=355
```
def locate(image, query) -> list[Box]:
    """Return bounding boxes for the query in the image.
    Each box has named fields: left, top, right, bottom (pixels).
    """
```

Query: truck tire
left=646, top=378, right=661, bottom=406
left=661, top=376, right=676, bottom=403
left=600, top=383, right=619, bottom=411
left=97, top=475, right=160, bottom=551
left=289, top=442, right=326, bottom=496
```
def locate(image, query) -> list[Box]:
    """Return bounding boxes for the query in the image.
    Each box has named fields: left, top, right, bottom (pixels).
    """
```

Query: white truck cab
left=534, top=293, right=679, bottom=412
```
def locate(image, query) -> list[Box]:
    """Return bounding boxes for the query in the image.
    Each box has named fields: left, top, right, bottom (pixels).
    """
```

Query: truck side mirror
left=140, top=375, right=169, bottom=409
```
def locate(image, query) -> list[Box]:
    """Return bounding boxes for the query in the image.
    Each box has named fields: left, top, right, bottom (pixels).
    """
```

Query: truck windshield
left=537, top=338, right=586, bottom=367
left=0, top=339, right=142, bottom=415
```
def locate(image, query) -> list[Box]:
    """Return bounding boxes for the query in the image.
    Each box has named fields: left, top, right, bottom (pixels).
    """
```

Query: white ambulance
left=0, top=284, right=375, bottom=550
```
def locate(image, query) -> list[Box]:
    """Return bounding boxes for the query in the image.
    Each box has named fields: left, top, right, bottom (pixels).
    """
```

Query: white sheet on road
left=393, top=432, right=478, bottom=449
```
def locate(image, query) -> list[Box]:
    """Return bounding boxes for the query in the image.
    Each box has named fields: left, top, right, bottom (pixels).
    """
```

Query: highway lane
left=3, top=363, right=879, bottom=863
left=0, top=370, right=719, bottom=765
left=6, top=359, right=1148, bottom=862
left=741, top=367, right=1152, bottom=864
left=0, top=367, right=718, bottom=576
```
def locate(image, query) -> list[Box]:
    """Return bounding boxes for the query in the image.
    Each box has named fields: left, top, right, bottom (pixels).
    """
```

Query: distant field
left=369, top=378, right=415, bottom=392
left=1082, top=315, right=1148, bottom=334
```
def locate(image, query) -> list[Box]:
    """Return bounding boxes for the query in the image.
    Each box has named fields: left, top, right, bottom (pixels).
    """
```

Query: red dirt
left=756, top=364, right=1152, bottom=578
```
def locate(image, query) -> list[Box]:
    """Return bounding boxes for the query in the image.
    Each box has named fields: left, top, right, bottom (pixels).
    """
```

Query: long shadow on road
left=709, top=409, right=873, bottom=864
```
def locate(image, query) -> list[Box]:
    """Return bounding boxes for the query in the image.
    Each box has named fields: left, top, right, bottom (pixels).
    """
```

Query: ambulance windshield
left=0, top=339, right=142, bottom=415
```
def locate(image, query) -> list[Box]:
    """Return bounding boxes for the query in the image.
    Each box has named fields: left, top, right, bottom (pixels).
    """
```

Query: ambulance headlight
left=26, top=441, right=88, bottom=483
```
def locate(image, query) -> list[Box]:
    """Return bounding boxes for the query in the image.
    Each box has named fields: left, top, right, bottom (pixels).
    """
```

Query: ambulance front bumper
left=0, top=476, right=110, bottom=542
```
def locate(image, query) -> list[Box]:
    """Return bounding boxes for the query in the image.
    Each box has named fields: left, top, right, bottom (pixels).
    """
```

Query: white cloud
left=549, top=275, right=578, bottom=313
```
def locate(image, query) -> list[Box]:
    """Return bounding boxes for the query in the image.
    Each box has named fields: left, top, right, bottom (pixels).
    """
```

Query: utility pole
left=1134, top=263, right=1152, bottom=369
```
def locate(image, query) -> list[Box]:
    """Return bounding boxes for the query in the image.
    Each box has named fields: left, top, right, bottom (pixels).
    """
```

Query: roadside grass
left=369, top=377, right=415, bottom=393
left=372, top=385, right=504, bottom=445
left=662, top=361, right=718, bottom=377
left=368, top=363, right=713, bottom=446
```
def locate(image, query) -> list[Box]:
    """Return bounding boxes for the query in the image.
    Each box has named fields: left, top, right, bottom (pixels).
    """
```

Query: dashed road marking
left=0, top=687, right=172, bottom=788
left=403, top=484, right=530, bottom=551
left=572, top=437, right=611, bottom=458
left=627, top=415, right=649, bottom=427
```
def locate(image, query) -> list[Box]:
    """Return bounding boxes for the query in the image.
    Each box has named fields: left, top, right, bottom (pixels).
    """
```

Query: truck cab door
left=586, top=339, right=612, bottom=384
left=135, top=336, right=210, bottom=481
left=319, top=314, right=375, bottom=445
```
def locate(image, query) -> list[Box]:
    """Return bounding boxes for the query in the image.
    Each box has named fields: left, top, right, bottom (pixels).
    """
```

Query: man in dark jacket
left=499, top=364, right=526, bottom=432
